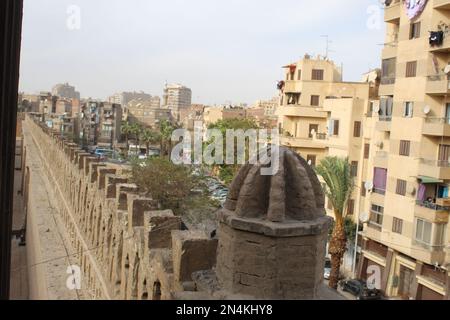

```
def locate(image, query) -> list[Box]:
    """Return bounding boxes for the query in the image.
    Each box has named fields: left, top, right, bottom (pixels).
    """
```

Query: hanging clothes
left=404, top=0, right=428, bottom=20
left=429, top=31, right=444, bottom=47
left=417, top=184, right=426, bottom=201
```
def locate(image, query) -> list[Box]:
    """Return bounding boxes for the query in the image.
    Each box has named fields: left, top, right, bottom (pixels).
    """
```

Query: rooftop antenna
left=320, top=35, right=333, bottom=59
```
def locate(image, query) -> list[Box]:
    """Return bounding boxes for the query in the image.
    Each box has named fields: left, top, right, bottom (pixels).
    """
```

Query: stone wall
left=23, top=115, right=218, bottom=300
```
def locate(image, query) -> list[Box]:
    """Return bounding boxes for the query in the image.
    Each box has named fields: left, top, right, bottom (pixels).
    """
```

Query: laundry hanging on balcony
left=429, top=31, right=444, bottom=46
left=404, top=0, right=428, bottom=20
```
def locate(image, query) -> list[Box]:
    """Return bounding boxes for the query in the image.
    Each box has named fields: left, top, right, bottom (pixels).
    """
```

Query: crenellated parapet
left=23, top=114, right=331, bottom=300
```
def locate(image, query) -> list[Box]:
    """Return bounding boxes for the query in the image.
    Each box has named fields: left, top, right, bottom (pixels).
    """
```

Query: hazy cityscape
left=0, top=0, right=449, bottom=307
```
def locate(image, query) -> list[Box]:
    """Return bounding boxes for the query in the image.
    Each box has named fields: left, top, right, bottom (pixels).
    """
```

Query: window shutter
left=333, top=120, right=340, bottom=136
left=353, top=121, right=361, bottom=137
left=364, top=143, right=370, bottom=159
left=396, top=179, right=407, bottom=196
left=406, top=61, right=417, bottom=77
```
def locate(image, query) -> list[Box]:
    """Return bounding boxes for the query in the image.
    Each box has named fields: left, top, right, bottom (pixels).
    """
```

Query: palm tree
left=140, top=129, right=161, bottom=156
left=159, top=120, right=179, bottom=157
left=315, top=157, right=354, bottom=290
left=130, top=123, right=143, bottom=150
left=121, top=121, right=133, bottom=150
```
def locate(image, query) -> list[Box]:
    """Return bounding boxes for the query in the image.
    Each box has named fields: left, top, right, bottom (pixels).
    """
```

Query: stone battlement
left=22, top=113, right=332, bottom=300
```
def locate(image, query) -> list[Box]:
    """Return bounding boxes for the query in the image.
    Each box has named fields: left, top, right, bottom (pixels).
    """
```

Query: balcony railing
left=416, top=200, right=450, bottom=211
left=425, top=117, right=450, bottom=124
left=380, top=77, right=396, bottom=85
left=373, top=188, right=386, bottom=195
left=315, top=133, right=328, bottom=140
left=379, top=115, right=392, bottom=122
left=376, top=151, right=389, bottom=158
left=420, top=158, right=450, bottom=167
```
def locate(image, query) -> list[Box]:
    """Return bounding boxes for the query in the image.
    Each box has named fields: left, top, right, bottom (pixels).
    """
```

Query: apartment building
left=124, top=97, right=169, bottom=128
left=356, top=0, right=450, bottom=300
left=51, top=82, right=80, bottom=100
left=162, top=84, right=192, bottom=122
left=79, top=100, right=122, bottom=149
left=108, top=91, right=154, bottom=106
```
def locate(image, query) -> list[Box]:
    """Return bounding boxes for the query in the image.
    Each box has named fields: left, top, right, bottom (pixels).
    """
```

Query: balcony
left=422, top=117, right=450, bottom=136
left=382, top=42, right=398, bottom=59
left=374, top=151, right=389, bottom=168
left=279, top=105, right=327, bottom=118
left=384, top=0, right=401, bottom=23
left=415, top=200, right=450, bottom=224
left=284, top=80, right=300, bottom=93
left=419, top=159, right=450, bottom=180
left=434, top=0, right=450, bottom=9
left=426, top=75, right=450, bottom=95
left=379, top=78, right=395, bottom=96
left=375, top=117, right=392, bottom=132
left=280, top=136, right=327, bottom=149
left=371, top=189, right=386, bottom=206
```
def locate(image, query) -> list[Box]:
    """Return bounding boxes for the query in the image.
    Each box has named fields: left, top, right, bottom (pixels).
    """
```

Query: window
left=347, top=200, right=355, bottom=216
left=309, top=124, right=318, bottom=138
left=379, top=96, right=393, bottom=121
left=399, top=140, right=411, bottom=156
left=381, top=58, right=396, bottom=84
left=310, top=95, right=320, bottom=106
left=406, top=61, right=417, bottom=78
left=307, top=155, right=317, bottom=167
left=311, top=69, right=324, bottom=80
left=415, top=219, right=432, bottom=245
left=329, top=119, right=340, bottom=136
left=396, top=179, right=407, bottom=196
left=370, top=204, right=384, bottom=227
left=361, top=181, right=367, bottom=197
left=392, top=218, right=403, bottom=234
left=409, top=22, right=421, bottom=39
left=290, top=71, right=295, bottom=81
left=364, top=143, right=370, bottom=159
left=438, top=144, right=450, bottom=165
left=403, top=102, right=414, bottom=118
left=351, top=161, right=358, bottom=177
left=373, top=167, right=387, bottom=194
left=297, top=69, right=302, bottom=80
left=353, top=121, right=362, bottom=137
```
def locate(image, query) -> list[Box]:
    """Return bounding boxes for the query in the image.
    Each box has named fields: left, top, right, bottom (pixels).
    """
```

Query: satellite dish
left=373, top=104, right=381, bottom=113
left=360, top=212, right=369, bottom=224
left=423, top=106, right=431, bottom=115
left=407, top=185, right=416, bottom=195
left=365, top=181, right=374, bottom=191
left=375, top=141, right=384, bottom=149
left=310, top=129, right=316, bottom=136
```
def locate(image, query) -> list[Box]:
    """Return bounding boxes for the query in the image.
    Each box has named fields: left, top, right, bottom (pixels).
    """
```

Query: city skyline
left=19, top=0, right=385, bottom=105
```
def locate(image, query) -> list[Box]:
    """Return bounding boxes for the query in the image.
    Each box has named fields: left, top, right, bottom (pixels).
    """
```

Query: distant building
left=55, top=98, right=72, bottom=115
left=78, top=100, right=122, bottom=149
left=52, top=83, right=80, bottom=100
left=163, top=84, right=192, bottom=122
left=125, top=97, right=170, bottom=128
left=252, top=97, right=279, bottom=117
left=108, top=91, right=154, bottom=107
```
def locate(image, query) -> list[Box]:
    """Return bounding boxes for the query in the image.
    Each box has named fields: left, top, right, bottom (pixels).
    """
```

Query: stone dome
left=223, top=146, right=326, bottom=222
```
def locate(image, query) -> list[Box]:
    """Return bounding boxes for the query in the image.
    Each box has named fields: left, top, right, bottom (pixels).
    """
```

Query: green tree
left=140, top=128, right=161, bottom=156
left=315, top=157, right=354, bottom=290
left=121, top=121, right=133, bottom=150
left=130, top=123, right=143, bottom=149
left=207, top=118, right=259, bottom=185
left=130, top=157, right=217, bottom=216
left=159, top=120, right=180, bottom=157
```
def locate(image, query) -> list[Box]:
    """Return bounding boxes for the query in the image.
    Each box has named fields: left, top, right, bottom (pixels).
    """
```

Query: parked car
left=324, top=258, right=331, bottom=280
left=339, top=279, right=382, bottom=300
left=94, top=148, right=113, bottom=160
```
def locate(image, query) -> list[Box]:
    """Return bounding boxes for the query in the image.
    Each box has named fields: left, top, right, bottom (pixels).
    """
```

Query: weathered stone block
left=105, top=175, right=128, bottom=199
left=128, top=196, right=159, bottom=228
left=143, top=210, right=181, bottom=249
left=97, top=167, right=116, bottom=190
left=171, top=230, right=218, bottom=283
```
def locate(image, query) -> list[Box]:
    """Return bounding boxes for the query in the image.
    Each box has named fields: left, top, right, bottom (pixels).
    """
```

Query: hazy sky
left=19, top=0, right=385, bottom=105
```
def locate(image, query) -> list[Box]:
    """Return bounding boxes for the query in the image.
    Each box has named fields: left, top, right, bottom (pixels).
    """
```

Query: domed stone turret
left=224, top=146, right=325, bottom=222
left=216, top=147, right=332, bottom=299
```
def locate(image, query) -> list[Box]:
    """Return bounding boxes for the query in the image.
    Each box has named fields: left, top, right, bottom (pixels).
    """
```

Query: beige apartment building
left=276, top=56, right=378, bottom=213
left=163, top=83, right=192, bottom=122
left=124, top=97, right=169, bottom=128
left=355, top=0, right=450, bottom=300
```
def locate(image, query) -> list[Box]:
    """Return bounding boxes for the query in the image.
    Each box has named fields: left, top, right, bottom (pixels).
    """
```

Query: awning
left=418, top=176, right=443, bottom=184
